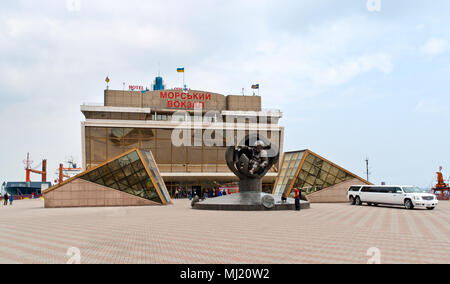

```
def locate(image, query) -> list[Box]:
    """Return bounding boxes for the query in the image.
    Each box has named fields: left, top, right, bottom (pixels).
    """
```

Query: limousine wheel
left=349, top=196, right=355, bottom=205
left=426, top=207, right=435, bottom=210
left=355, top=196, right=362, bottom=206
left=404, top=199, right=414, bottom=210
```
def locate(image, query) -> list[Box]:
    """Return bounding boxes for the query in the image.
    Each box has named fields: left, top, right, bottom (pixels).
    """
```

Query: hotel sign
left=129, top=85, right=144, bottom=91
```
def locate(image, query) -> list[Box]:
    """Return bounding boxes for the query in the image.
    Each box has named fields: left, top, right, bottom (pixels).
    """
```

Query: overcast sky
left=1, top=0, right=449, bottom=187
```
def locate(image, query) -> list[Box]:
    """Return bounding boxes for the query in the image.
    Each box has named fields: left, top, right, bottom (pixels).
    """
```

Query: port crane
left=24, top=153, right=47, bottom=182
left=432, top=166, right=450, bottom=200
left=55, top=157, right=82, bottom=184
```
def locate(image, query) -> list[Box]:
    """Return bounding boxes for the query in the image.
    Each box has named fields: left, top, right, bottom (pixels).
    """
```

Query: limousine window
left=403, top=187, right=427, bottom=193
left=361, top=187, right=402, bottom=193
left=348, top=186, right=360, bottom=192
left=393, top=187, right=403, bottom=193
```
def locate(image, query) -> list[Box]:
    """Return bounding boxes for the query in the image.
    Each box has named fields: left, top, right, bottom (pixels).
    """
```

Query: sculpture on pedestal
left=225, top=134, right=278, bottom=195
left=192, top=134, right=310, bottom=211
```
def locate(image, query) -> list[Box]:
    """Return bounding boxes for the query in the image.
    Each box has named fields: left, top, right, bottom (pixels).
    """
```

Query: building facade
left=81, top=87, right=284, bottom=197
left=273, top=150, right=371, bottom=203
left=43, top=148, right=171, bottom=208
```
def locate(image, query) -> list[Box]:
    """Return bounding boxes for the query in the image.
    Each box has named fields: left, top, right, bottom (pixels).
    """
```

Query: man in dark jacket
left=3, top=193, right=9, bottom=206
left=294, top=188, right=301, bottom=211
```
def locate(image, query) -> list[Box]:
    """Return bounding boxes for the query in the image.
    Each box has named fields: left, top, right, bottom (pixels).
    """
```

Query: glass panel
left=157, top=129, right=172, bottom=139
left=140, top=129, right=155, bottom=138
left=217, top=148, right=227, bottom=163
left=311, top=157, right=320, bottom=167
left=325, top=174, right=336, bottom=185
left=116, top=177, right=130, bottom=190
left=329, top=166, right=339, bottom=177
left=187, top=147, right=202, bottom=164
left=131, top=159, right=144, bottom=172
left=127, top=172, right=141, bottom=187
left=299, top=170, right=308, bottom=181
left=306, top=174, right=316, bottom=185
left=156, top=140, right=172, bottom=163
left=140, top=139, right=155, bottom=150
left=309, top=165, right=320, bottom=176
left=272, top=151, right=304, bottom=196
left=172, top=146, right=187, bottom=163
left=127, top=151, right=140, bottom=163
left=302, top=162, right=312, bottom=173
left=305, top=153, right=315, bottom=164
left=122, top=164, right=134, bottom=177
left=203, top=148, right=217, bottom=164
left=103, top=173, right=116, bottom=187
left=87, top=169, right=100, bottom=181
left=80, top=150, right=166, bottom=204
left=140, top=150, right=171, bottom=204
left=121, top=139, right=139, bottom=150
left=319, top=170, right=328, bottom=181
left=92, top=138, right=107, bottom=162
left=97, top=165, right=110, bottom=177
left=90, top=127, right=107, bottom=138
left=107, top=142, right=126, bottom=159
left=322, top=162, right=331, bottom=173
left=336, top=170, right=347, bottom=180
left=107, top=160, right=122, bottom=173
left=118, top=155, right=131, bottom=167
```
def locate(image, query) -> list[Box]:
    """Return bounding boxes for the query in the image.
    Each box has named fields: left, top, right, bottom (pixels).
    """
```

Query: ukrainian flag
left=251, top=84, right=259, bottom=89
left=177, top=68, right=185, bottom=73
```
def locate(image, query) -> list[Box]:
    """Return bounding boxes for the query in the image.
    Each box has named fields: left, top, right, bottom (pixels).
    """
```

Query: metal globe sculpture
left=226, top=134, right=279, bottom=193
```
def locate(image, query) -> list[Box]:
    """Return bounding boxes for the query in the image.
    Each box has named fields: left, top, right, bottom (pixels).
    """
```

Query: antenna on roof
left=365, top=158, right=370, bottom=182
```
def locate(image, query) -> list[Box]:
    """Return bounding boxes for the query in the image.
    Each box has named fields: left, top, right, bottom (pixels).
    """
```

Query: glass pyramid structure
left=45, top=148, right=171, bottom=205
left=273, top=150, right=369, bottom=199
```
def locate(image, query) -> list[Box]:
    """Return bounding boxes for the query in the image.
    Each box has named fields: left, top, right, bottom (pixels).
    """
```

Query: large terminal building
left=43, top=76, right=370, bottom=208
left=80, top=78, right=284, bottom=197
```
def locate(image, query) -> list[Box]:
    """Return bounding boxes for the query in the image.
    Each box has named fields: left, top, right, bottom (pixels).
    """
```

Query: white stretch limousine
left=348, top=185, right=438, bottom=210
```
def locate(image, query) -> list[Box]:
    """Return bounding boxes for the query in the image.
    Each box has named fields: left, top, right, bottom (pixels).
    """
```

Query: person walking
left=9, top=194, right=14, bottom=206
left=3, top=193, right=8, bottom=206
left=281, top=193, right=287, bottom=204
left=294, top=188, right=301, bottom=211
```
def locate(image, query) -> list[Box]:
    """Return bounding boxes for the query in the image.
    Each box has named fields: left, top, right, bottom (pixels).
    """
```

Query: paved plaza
left=0, top=199, right=449, bottom=264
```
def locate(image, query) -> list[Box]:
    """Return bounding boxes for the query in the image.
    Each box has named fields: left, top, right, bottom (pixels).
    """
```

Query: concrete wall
left=44, top=179, right=161, bottom=208
left=306, top=178, right=364, bottom=203
left=226, top=95, right=261, bottom=111
left=104, top=90, right=261, bottom=112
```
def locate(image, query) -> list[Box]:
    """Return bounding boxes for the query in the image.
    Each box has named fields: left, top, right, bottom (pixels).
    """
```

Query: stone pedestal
left=192, top=193, right=310, bottom=211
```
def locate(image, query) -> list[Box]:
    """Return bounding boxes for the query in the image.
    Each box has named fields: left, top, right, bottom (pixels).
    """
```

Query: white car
left=347, top=185, right=438, bottom=210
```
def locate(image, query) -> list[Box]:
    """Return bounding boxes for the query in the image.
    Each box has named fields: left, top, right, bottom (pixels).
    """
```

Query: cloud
left=421, top=38, right=449, bottom=56
left=414, top=99, right=446, bottom=114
